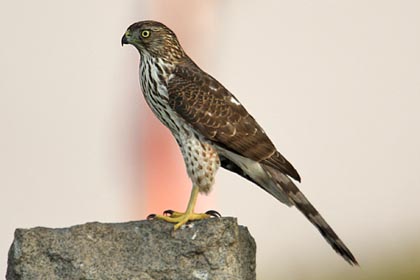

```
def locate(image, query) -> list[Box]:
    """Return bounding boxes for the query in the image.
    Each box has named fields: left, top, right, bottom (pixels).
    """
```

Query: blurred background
left=1, top=0, right=420, bottom=279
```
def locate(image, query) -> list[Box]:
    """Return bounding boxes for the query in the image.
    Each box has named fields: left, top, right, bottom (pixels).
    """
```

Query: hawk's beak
left=121, top=29, right=132, bottom=46
left=121, top=33, right=129, bottom=46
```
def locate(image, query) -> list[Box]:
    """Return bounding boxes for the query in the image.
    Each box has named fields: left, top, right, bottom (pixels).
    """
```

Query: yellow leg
left=151, top=185, right=211, bottom=230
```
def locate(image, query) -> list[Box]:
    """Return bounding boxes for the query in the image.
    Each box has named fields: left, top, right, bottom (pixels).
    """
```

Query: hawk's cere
left=122, top=20, right=358, bottom=265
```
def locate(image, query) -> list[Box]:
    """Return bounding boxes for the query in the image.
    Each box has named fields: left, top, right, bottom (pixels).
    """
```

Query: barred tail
left=262, top=165, right=358, bottom=265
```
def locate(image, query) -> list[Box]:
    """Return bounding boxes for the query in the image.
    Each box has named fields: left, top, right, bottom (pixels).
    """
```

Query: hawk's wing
left=168, top=60, right=301, bottom=182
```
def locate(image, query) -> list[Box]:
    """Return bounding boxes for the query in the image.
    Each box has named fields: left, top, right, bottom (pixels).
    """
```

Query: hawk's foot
left=147, top=210, right=221, bottom=230
left=163, top=209, right=221, bottom=218
left=146, top=185, right=220, bottom=230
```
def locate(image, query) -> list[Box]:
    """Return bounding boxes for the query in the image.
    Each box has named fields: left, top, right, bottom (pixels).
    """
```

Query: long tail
left=262, top=164, right=358, bottom=265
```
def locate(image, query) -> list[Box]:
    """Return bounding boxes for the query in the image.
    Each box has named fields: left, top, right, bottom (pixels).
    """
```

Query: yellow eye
left=141, top=30, right=151, bottom=38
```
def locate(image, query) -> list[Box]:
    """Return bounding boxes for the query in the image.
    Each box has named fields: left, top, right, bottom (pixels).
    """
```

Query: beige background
left=1, top=1, right=420, bottom=279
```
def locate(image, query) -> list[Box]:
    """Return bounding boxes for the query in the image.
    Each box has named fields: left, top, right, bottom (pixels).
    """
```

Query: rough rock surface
left=7, top=217, right=256, bottom=280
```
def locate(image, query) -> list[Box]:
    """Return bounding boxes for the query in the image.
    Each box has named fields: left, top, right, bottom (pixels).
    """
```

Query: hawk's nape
left=122, top=20, right=358, bottom=265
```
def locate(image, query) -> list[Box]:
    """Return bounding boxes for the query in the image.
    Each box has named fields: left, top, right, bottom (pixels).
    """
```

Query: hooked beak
left=121, top=30, right=131, bottom=46
left=121, top=34, right=129, bottom=46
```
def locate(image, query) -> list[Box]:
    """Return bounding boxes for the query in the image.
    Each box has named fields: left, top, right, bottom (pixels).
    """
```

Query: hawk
left=122, top=20, right=358, bottom=265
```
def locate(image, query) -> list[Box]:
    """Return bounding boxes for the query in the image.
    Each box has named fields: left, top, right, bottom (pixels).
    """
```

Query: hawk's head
left=122, top=20, right=185, bottom=61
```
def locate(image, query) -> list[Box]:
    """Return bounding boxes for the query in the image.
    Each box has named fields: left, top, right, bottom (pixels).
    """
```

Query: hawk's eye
left=141, top=30, right=151, bottom=38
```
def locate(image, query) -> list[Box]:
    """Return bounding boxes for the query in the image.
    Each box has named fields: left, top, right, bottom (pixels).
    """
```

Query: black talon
left=205, top=210, right=222, bottom=218
left=163, top=209, right=174, bottom=216
left=147, top=214, right=156, bottom=220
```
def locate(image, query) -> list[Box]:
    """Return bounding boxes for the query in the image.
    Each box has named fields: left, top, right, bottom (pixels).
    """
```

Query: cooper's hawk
left=122, top=20, right=358, bottom=265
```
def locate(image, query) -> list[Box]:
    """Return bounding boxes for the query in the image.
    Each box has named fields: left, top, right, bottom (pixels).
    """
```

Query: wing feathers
left=168, top=58, right=356, bottom=265
left=168, top=59, right=300, bottom=181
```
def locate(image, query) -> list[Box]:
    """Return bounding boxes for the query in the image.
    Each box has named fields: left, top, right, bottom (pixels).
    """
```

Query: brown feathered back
left=168, top=58, right=301, bottom=182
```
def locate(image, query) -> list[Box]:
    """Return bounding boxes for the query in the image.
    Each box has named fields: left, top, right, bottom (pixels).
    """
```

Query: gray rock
left=7, top=217, right=256, bottom=280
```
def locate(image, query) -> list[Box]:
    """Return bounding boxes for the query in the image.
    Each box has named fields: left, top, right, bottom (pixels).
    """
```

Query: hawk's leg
left=148, top=185, right=216, bottom=230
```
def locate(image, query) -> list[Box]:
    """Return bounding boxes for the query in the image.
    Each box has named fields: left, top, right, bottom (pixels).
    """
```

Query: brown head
left=122, top=20, right=185, bottom=61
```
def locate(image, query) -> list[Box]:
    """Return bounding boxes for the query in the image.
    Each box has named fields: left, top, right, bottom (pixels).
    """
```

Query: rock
left=6, top=217, right=256, bottom=280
